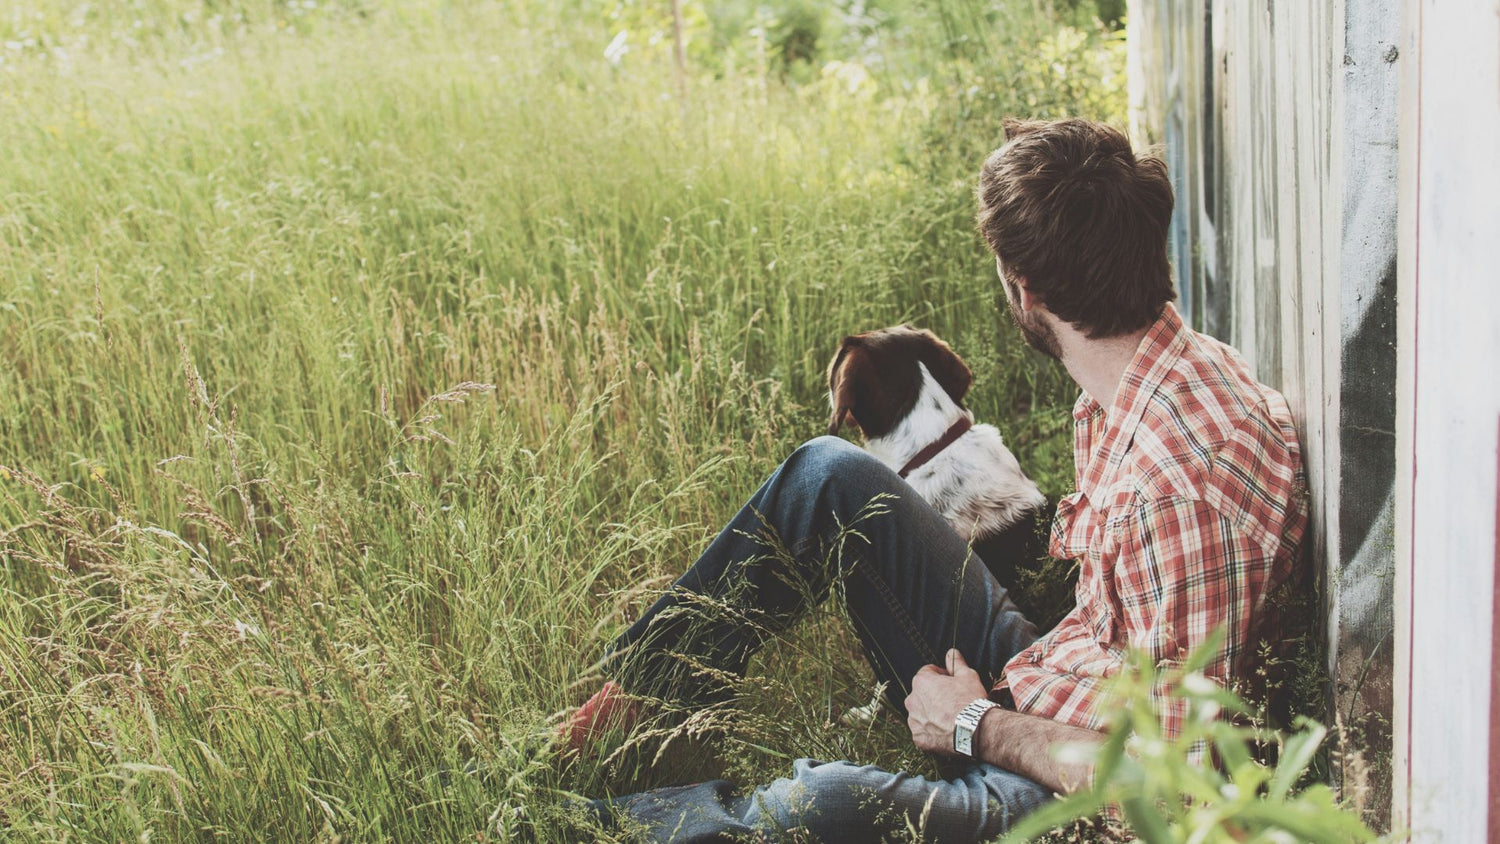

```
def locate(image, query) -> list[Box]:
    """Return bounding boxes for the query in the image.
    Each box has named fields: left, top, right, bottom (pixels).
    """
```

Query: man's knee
left=752, top=760, right=1049, bottom=842
left=789, top=435, right=868, bottom=472
left=743, top=759, right=893, bottom=838
left=784, top=436, right=899, bottom=502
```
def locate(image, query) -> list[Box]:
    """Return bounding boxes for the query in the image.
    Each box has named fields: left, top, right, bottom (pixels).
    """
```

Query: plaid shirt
left=999, top=303, right=1307, bottom=741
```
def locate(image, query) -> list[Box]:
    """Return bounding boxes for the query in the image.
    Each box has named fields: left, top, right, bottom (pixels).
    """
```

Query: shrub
left=1003, top=632, right=1388, bottom=843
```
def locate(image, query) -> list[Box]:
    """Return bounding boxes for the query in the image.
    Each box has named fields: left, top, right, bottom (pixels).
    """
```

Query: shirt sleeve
left=1112, top=496, right=1281, bottom=737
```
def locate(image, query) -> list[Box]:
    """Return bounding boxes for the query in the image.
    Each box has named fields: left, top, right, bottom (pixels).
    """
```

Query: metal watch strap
left=953, top=698, right=999, bottom=758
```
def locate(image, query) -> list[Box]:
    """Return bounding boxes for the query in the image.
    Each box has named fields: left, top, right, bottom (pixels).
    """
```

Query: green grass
left=0, top=1, right=1125, bottom=839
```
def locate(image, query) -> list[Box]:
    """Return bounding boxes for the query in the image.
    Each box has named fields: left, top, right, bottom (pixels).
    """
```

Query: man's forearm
left=903, top=650, right=1106, bottom=794
left=973, top=706, right=1105, bottom=795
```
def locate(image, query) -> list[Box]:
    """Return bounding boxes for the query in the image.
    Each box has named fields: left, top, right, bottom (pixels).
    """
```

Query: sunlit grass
left=0, top=1, right=1120, bottom=839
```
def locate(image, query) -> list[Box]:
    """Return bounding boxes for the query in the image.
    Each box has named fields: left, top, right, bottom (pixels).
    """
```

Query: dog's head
left=826, top=325, right=973, bottom=439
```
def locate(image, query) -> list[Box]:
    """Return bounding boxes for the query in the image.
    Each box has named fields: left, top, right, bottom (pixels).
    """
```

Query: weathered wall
left=1332, top=0, right=1399, bottom=769
left=1127, top=0, right=1400, bottom=809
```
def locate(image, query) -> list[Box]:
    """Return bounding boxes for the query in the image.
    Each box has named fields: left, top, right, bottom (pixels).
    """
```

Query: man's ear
left=913, top=331, right=973, bottom=405
left=827, top=341, right=863, bottom=435
left=1007, top=275, right=1040, bottom=312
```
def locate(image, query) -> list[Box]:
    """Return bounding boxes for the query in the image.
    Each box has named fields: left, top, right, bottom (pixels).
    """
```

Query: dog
left=826, top=325, right=1047, bottom=588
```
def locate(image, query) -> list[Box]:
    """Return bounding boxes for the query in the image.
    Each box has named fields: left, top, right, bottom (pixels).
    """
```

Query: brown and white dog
left=826, top=325, right=1046, bottom=585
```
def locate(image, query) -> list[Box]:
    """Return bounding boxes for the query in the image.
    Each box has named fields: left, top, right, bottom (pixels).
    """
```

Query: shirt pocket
left=1053, top=492, right=1127, bottom=642
left=1049, top=491, right=1099, bottom=560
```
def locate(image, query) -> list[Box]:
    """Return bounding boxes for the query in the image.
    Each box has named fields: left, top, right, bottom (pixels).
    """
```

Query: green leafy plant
left=1004, top=631, right=1387, bottom=843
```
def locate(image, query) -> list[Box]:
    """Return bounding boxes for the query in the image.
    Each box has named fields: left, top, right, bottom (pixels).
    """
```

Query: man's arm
left=905, top=649, right=1104, bottom=795
left=969, top=704, right=1102, bottom=795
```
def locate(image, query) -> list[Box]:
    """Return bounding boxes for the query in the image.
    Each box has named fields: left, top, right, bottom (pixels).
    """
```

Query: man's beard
left=1008, top=300, right=1063, bottom=360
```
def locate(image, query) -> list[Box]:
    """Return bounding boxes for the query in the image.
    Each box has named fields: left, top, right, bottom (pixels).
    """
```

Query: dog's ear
left=827, top=339, right=862, bottom=435
left=828, top=333, right=924, bottom=439
left=912, top=330, right=973, bottom=404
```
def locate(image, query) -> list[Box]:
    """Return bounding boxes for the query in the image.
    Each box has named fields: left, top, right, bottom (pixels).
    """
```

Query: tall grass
left=0, top=1, right=1124, bottom=839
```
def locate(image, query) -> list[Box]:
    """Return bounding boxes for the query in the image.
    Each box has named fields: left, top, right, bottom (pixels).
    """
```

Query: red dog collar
left=898, top=416, right=973, bottom=479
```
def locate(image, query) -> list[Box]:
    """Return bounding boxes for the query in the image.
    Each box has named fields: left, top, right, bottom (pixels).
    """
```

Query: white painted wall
left=1392, top=1, right=1500, bottom=840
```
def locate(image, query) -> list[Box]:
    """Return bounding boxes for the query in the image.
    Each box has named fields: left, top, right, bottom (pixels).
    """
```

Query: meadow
left=0, top=1, right=1129, bottom=839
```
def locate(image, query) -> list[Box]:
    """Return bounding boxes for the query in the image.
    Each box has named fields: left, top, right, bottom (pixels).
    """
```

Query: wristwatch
left=953, top=698, right=999, bottom=758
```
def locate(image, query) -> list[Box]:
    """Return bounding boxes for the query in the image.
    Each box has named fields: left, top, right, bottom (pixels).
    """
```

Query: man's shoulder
left=1122, top=329, right=1305, bottom=538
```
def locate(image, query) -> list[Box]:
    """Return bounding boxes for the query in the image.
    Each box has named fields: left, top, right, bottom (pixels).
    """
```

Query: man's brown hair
left=976, top=118, right=1176, bottom=338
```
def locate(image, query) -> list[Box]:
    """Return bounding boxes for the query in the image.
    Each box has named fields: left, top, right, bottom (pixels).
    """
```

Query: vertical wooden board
left=1176, top=0, right=1197, bottom=321
left=1162, top=0, right=1200, bottom=325
left=1215, top=0, right=1246, bottom=349
left=1401, top=1, right=1500, bottom=839
left=1335, top=0, right=1400, bottom=820
left=1491, top=425, right=1500, bottom=844
left=1227, top=0, right=1261, bottom=364
left=1186, top=0, right=1211, bottom=324
left=1203, top=0, right=1230, bottom=338
left=1250, top=2, right=1283, bottom=387
left=1321, top=0, right=1346, bottom=592
left=1315, top=0, right=1340, bottom=663
left=1390, top=0, right=1420, bottom=822
left=1295, top=2, right=1335, bottom=602
left=1219, top=0, right=1241, bottom=348
left=1127, top=3, right=1148, bottom=143
left=1270, top=1, right=1308, bottom=490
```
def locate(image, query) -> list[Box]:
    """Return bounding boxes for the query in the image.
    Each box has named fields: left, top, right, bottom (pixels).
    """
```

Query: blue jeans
left=599, top=436, right=1052, bottom=842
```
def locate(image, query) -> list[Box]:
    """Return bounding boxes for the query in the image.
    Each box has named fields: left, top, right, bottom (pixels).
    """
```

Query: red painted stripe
left=1490, top=415, right=1500, bottom=844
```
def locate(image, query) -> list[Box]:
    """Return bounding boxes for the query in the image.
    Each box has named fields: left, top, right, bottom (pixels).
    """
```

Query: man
left=563, top=118, right=1307, bottom=842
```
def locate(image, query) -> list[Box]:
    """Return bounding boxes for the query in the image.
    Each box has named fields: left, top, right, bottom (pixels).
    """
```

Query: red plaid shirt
left=999, top=303, right=1307, bottom=741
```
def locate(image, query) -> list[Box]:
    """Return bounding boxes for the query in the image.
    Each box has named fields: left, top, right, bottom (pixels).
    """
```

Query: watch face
left=953, top=699, right=993, bottom=758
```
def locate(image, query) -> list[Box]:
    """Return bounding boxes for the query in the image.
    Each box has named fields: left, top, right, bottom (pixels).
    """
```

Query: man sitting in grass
left=562, top=117, right=1307, bottom=842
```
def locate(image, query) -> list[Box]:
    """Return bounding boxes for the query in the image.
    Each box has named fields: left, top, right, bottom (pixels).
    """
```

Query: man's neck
left=1055, top=324, right=1152, bottom=416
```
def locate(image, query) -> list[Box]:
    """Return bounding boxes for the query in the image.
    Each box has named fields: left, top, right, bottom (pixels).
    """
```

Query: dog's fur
left=826, top=326, right=1047, bottom=584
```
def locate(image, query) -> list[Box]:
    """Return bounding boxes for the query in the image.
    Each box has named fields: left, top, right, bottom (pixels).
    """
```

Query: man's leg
left=599, top=758, right=1051, bottom=843
left=603, top=435, right=1041, bottom=711
left=585, top=437, right=1052, bottom=840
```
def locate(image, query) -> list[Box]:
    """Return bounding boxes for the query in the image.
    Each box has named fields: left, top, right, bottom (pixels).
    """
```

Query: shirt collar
left=1075, top=303, right=1189, bottom=496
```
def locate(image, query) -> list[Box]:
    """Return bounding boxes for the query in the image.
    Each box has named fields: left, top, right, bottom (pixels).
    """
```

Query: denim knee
left=784, top=436, right=901, bottom=502
left=745, top=759, right=1050, bottom=842
left=741, top=759, right=887, bottom=839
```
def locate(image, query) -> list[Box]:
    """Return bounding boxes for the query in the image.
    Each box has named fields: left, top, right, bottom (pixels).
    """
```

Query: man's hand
left=906, top=648, right=1106, bottom=794
left=904, top=648, right=990, bottom=757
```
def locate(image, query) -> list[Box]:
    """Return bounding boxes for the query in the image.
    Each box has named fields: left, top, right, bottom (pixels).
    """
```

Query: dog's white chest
left=865, top=367, right=1045, bottom=542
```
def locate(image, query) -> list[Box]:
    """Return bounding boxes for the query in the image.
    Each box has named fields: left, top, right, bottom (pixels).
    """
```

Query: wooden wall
left=1127, top=0, right=1401, bottom=814
left=1392, top=2, right=1500, bottom=840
